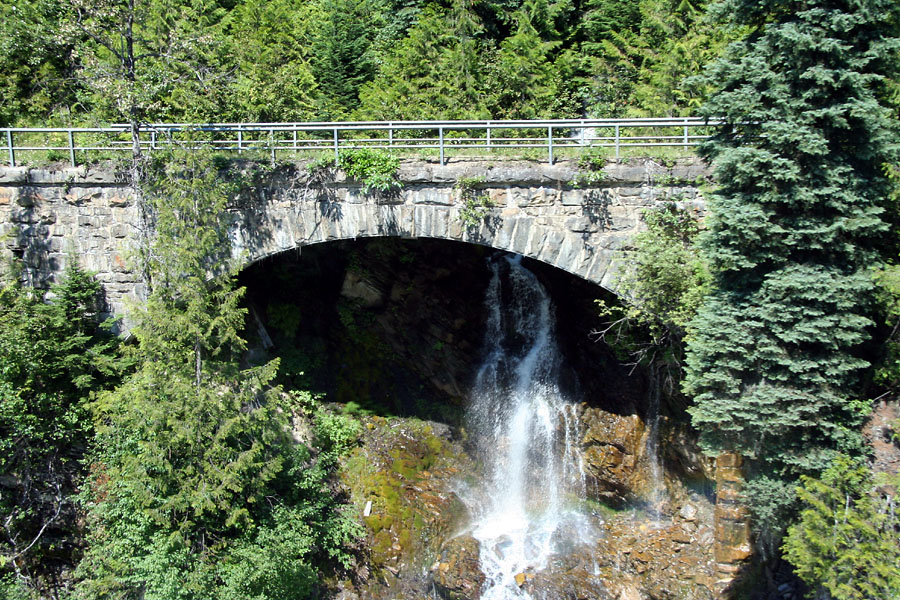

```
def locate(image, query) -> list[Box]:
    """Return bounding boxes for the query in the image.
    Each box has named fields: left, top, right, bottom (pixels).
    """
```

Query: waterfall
left=463, top=254, right=596, bottom=600
left=644, top=365, right=668, bottom=525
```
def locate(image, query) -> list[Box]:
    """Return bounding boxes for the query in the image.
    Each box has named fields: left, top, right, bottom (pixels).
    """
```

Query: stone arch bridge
left=0, top=158, right=707, bottom=318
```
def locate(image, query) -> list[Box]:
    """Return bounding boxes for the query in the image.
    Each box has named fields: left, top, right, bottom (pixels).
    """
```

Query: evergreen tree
left=76, top=146, right=361, bottom=599
left=595, top=202, right=708, bottom=397
left=0, top=266, right=121, bottom=597
left=309, top=0, right=375, bottom=117
left=581, top=0, right=728, bottom=117
left=217, top=0, right=318, bottom=122
left=0, top=0, right=80, bottom=126
left=489, top=6, right=579, bottom=118
left=356, top=1, right=492, bottom=119
left=783, top=456, right=900, bottom=600
left=683, top=0, right=900, bottom=551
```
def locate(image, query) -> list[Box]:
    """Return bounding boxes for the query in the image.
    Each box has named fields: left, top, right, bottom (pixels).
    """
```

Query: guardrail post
left=237, top=125, right=243, bottom=154
left=580, top=120, right=585, bottom=146
left=68, top=130, right=76, bottom=167
left=439, top=127, right=444, bottom=165
left=615, top=124, right=620, bottom=159
left=486, top=122, right=491, bottom=148
left=293, top=128, right=297, bottom=153
left=150, top=130, right=157, bottom=151
left=683, top=118, right=689, bottom=149
left=6, top=130, right=14, bottom=167
left=389, top=122, right=393, bottom=146
left=334, top=128, right=339, bottom=166
left=547, top=126, right=553, bottom=165
left=269, top=130, right=275, bottom=164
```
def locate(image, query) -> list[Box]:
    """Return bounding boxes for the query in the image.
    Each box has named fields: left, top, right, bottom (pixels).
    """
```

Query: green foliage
left=2, top=0, right=755, bottom=129
left=873, top=265, right=900, bottom=389
left=308, top=0, right=375, bottom=117
left=595, top=202, right=707, bottom=393
left=573, top=148, right=607, bottom=187
left=356, top=1, right=492, bottom=120
left=783, top=456, right=900, bottom=600
left=455, top=176, right=494, bottom=227
left=218, top=0, right=318, bottom=122
left=76, top=146, right=361, bottom=599
left=0, top=266, right=121, bottom=594
left=581, top=0, right=731, bottom=117
left=683, top=0, right=900, bottom=545
left=338, top=148, right=401, bottom=194
left=314, top=411, right=362, bottom=457
left=0, top=0, right=79, bottom=126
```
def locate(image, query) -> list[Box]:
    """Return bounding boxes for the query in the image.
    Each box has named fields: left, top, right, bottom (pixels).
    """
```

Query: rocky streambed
left=331, top=406, right=719, bottom=600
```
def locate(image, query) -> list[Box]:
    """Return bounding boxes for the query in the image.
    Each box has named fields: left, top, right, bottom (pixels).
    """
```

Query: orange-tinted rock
left=579, top=405, right=649, bottom=502
left=713, top=453, right=752, bottom=570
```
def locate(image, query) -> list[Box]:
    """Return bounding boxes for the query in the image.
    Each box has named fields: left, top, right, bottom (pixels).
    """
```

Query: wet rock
left=492, top=535, right=513, bottom=560
left=340, top=415, right=475, bottom=600
left=678, top=502, right=698, bottom=522
left=523, top=561, right=612, bottom=600
left=579, top=405, right=647, bottom=503
left=432, top=536, right=485, bottom=600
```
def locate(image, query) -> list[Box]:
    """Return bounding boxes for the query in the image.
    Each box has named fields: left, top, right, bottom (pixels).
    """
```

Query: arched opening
left=237, top=236, right=642, bottom=424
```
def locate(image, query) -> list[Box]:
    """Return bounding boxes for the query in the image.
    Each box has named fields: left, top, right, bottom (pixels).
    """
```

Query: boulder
left=432, top=536, right=485, bottom=600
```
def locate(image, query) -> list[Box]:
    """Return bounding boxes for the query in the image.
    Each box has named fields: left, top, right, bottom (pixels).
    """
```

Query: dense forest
left=1, top=0, right=900, bottom=599
left=0, top=0, right=731, bottom=127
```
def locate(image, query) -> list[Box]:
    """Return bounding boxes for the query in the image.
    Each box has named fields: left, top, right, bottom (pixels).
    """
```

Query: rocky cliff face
left=241, top=237, right=727, bottom=600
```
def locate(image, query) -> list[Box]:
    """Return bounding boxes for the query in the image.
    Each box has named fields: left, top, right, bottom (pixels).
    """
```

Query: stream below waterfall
left=460, top=254, right=600, bottom=600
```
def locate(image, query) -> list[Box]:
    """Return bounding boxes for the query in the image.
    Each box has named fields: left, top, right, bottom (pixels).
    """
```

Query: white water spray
left=463, top=254, right=596, bottom=600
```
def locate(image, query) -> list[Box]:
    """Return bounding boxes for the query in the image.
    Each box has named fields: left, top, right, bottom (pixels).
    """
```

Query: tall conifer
left=683, top=0, right=899, bottom=540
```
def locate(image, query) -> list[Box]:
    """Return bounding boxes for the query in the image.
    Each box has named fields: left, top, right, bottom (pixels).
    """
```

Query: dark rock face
left=432, top=536, right=486, bottom=600
left=239, top=238, right=492, bottom=423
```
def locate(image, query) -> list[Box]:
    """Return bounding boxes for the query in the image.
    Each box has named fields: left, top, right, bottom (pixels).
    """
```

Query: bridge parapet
left=0, top=158, right=709, bottom=321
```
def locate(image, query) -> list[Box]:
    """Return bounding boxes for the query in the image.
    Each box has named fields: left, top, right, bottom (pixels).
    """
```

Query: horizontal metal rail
left=1, top=118, right=721, bottom=168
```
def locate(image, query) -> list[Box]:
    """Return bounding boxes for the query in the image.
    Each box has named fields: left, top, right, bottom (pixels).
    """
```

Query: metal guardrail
left=1, top=118, right=720, bottom=168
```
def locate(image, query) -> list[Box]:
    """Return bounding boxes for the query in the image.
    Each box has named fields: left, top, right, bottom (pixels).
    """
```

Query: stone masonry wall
left=0, top=157, right=709, bottom=322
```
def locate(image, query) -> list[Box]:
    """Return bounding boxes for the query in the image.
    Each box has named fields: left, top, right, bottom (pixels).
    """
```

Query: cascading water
left=462, top=254, right=597, bottom=600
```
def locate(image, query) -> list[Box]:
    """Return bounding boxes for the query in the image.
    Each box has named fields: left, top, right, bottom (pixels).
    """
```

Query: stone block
left=510, top=188, right=530, bottom=207
left=488, top=188, right=507, bottom=208
left=715, top=504, right=749, bottom=522
left=564, top=216, right=598, bottom=234
left=110, top=224, right=130, bottom=238
left=431, top=206, right=450, bottom=239
left=523, top=224, right=548, bottom=258
left=16, top=191, right=37, bottom=207
left=397, top=163, right=434, bottom=184
left=715, top=485, right=742, bottom=504
left=617, top=186, right=643, bottom=197
left=605, top=165, right=647, bottom=183
left=412, top=188, right=453, bottom=206
left=559, top=190, right=586, bottom=206
left=77, top=215, right=99, bottom=227
left=716, top=453, right=743, bottom=469
left=492, top=217, right=517, bottom=251
left=0, top=186, right=18, bottom=204
left=537, top=230, right=564, bottom=265
left=671, top=163, right=711, bottom=181
left=0, top=167, right=29, bottom=183
left=587, top=252, right=612, bottom=285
